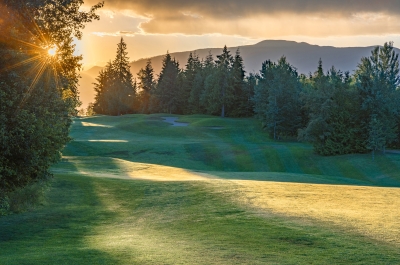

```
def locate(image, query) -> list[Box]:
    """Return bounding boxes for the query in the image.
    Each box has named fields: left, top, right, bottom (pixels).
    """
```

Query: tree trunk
left=221, top=104, right=225, bottom=118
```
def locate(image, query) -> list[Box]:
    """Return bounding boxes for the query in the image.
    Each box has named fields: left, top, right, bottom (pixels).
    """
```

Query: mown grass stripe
left=315, top=157, right=345, bottom=178
left=288, top=146, right=323, bottom=175
left=376, top=154, right=400, bottom=183
left=214, top=142, right=239, bottom=171
left=273, top=145, right=303, bottom=173
left=333, top=156, right=366, bottom=181
left=227, top=132, right=269, bottom=172
left=262, top=146, right=285, bottom=172
left=350, top=155, right=400, bottom=186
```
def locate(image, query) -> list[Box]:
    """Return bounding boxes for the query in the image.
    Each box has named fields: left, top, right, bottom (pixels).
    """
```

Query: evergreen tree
left=199, top=52, right=215, bottom=109
left=230, top=49, right=248, bottom=117
left=93, top=61, right=113, bottom=114
left=183, top=52, right=202, bottom=114
left=299, top=63, right=361, bottom=155
left=204, top=46, right=234, bottom=117
left=137, top=59, right=155, bottom=114
left=356, top=42, right=400, bottom=152
left=93, top=38, right=136, bottom=115
left=254, top=56, right=303, bottom=139
left=154, top=52, right=181, bottom=113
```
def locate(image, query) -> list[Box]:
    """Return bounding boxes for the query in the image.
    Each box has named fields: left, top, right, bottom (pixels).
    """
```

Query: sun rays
left=0, top=4, right=66, bottom=109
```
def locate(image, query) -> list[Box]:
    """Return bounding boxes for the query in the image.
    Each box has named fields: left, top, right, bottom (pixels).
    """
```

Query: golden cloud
left=85, top=0, right=400, bottom=37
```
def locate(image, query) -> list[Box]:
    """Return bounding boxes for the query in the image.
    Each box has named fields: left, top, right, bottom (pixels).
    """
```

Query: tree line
left=91, top=39, right=400, bottom=157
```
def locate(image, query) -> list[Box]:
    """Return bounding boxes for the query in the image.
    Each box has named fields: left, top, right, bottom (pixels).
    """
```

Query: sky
left=78, top=0, right=400, bottom=68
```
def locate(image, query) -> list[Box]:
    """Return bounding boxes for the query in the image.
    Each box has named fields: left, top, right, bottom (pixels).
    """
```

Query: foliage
left=152, top=53, right=181, bottom=113
left=137, top=59, right=155, bottom=114
left=355, top=42, right=400, bottom=152
left=299, top=62, right=362, bottom=155
left=254, top=56, right=303, bottom=139
left=93, top=38, right=136, bottom=115
left=202, top=46, right=235, bottom=117
left=0, top=0, right=103, bottom=198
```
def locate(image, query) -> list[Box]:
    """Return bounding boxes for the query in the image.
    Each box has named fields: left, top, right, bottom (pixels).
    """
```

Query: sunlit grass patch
left=2, top=175, right=400, bottom=264
left=230, top=180, right=400, bottom=246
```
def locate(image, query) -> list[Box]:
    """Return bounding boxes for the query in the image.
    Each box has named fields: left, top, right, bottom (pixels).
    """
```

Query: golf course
left=1, top=114, right=400, bottom=264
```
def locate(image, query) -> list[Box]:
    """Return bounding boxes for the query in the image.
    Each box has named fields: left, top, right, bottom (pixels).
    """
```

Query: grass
left=1, top=175, right=399, bottom=264
left=1, top=114, right=400, bottom=264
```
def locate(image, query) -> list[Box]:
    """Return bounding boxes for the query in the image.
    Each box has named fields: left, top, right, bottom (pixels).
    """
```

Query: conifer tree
left=137, top=59, right=155, bottom=113
left=254, top=56, right=303, bottom=139
left=204, top=46, right=234, bottom=117
left=93, top=38, right=136, bottom=115
left=230, top=49, right=247, bottom=116
left=154, top=52, right=180, bottom=113
left=299, top=63, right=361, bottom=155
left=182, top=52, right=202, bottom=113
left=356, top=42, right=400, bottom=153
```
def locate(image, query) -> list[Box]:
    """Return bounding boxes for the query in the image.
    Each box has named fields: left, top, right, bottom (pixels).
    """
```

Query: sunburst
left=1, top=27, right=64, bottom=109
left=48, top=46, right=57, bottom=56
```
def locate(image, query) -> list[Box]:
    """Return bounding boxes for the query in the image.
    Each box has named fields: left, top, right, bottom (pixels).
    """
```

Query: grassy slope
left=1, top=114, right=400, bottom=264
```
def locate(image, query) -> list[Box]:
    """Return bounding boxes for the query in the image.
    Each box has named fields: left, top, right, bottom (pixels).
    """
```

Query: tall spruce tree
left=93, top=61, right=112, bottom=114
left=356, top=42, right=400, bottom=154
left=92, top=38, right=136, bottom=115
left=204, top=46, right=234, bottom=117
left=299, top=63, right=361, bottom=155
left=183, top=52, right=202, bottom=113
left=137, top=59, right=155, bottom=113
left=230, top=49, right=248, bottom=117
left=254, top=56, right=303, bottom=140
left=154, top=52, right=180, bottom=113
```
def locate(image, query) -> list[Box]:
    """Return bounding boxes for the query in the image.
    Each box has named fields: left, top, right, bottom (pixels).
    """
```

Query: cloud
left=92, top=31, right=136, bottom=37
left=84, top=0, right=400, bottom=37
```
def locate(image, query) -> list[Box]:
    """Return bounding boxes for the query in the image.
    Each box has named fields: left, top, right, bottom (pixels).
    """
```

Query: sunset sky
left=78, top=0, right=400, bottom=68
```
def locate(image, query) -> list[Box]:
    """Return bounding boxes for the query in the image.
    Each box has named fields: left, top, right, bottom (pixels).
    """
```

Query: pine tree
left=93, top=61, right=113, bottom=114
left=183, top=52, right=202, bottom=113
left=92, top=38, right=136, bottom=115
left=154, top=52, right=180, bottom=113
left=299, top=64, right=361, bottom=155
left=356, top=42, right=400, bottom=151
left=204, top=46, right=234, bottom=117
left=112, top=38, right=136, bottom=115
left=254, top=56, right=303, bottom=140
left=137, top=59, right=155, bottom=113
left=230, top=49, right=247, bottom=116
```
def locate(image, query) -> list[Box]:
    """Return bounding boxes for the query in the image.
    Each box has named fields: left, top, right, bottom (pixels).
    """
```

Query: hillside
left=78, top=40, right=399, bottom=109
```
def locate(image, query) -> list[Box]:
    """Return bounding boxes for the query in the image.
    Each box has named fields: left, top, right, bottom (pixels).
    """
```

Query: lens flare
left=48, top=47, right=56, bottom=56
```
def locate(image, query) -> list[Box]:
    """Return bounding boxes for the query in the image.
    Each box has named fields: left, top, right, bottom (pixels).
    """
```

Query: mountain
left=78, top=40, right=398, bottom=109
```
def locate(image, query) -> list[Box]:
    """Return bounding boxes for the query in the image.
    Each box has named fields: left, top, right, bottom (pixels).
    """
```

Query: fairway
left=1, top=114, right=400, bottom=264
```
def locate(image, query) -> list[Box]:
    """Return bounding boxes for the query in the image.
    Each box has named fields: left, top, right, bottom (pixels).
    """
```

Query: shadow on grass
left=0, top=165, right=120, bottom=264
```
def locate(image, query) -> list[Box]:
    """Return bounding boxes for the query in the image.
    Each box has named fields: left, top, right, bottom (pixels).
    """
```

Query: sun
left=48, top=46, right=57, bottom=56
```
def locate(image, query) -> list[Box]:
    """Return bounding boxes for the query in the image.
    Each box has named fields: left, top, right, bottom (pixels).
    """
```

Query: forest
left=91, top=38, right=400, bottom=157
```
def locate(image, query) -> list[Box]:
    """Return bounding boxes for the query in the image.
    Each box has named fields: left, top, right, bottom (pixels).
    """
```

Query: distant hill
left=79, top=40, right=399, bottom=109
